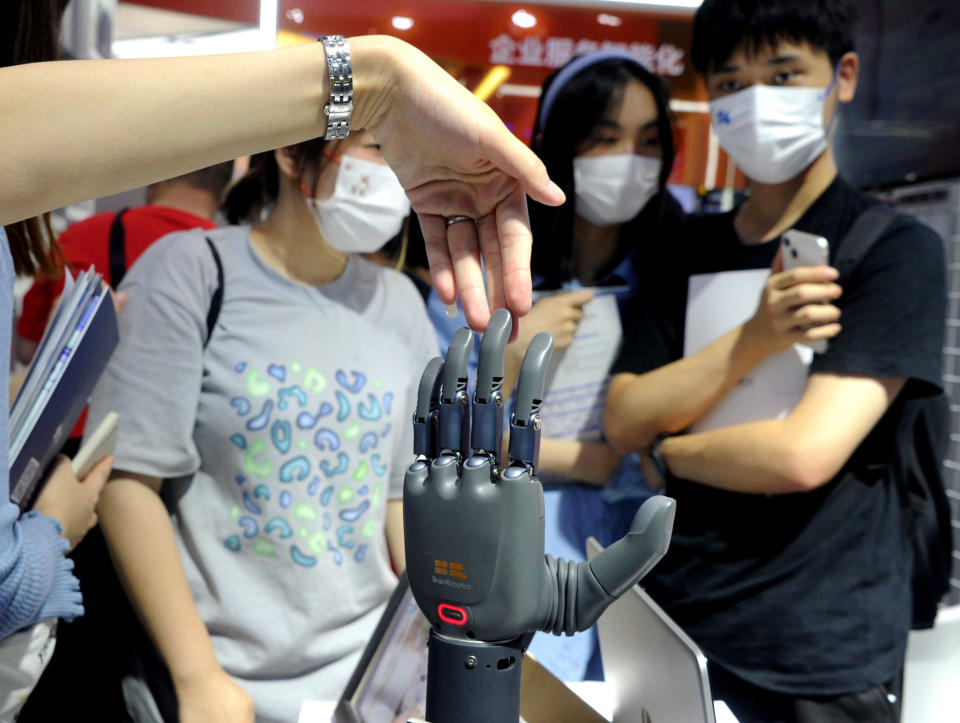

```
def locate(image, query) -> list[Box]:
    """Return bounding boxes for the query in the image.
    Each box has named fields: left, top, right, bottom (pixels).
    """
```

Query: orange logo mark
left=434, top=559, right=468, bottom=580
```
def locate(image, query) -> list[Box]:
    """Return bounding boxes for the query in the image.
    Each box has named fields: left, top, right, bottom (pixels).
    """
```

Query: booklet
left=683, top=268, right=813, bottom=434
left=537, top=286, right=630, bottom=442
left=9, top=269, right=119, bottom=511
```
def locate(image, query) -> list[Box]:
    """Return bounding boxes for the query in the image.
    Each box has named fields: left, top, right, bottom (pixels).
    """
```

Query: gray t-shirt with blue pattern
left=87, top=225, right=437, bottom=720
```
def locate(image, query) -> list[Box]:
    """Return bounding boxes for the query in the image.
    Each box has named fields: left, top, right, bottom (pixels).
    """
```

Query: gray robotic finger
left=508, top=332, right=553, bottom=476
left=438, top=328, right=474, bottom=460
left=472, top=308, right=512, bottom=467
left=412, top=357, right=443, bottom=459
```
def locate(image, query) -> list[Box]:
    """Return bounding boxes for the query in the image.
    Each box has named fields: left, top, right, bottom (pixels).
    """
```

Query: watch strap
left=320, top=35, right=353, bottom=140
left=649, top=432, right=671, bottom=484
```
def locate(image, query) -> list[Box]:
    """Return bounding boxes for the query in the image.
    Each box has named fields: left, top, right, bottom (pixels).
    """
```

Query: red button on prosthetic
left=437, top=603, right=468, bottom=626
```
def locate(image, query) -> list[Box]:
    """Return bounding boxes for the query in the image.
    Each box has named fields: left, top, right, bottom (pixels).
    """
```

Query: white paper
left=10, top=268, right=94, bottom=438
left=297, top=700, right=336, bottom=723
left=538, top=289, right=627, bottom=441
left=684, top=269, right=813, bottom=433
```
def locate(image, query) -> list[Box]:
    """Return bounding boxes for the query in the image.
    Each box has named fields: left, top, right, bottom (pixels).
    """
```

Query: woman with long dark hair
left=522, top=52, right=684, bottom=680
left=529, top=53, right=678, bottom=289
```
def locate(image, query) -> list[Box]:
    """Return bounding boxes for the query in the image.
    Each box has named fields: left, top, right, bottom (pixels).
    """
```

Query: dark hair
left=167, top=162, right=235, bottom=202
left=692, top=0, right=857, bottom=76
left=222, top=138, right=331, bottom=224
left=529, top=57, right=676, bottom=287
left=2, top=0, right=70, bottom=276
left=378, top=212, right=428, bottom=271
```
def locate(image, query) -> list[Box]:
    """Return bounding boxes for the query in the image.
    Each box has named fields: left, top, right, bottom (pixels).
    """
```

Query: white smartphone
left=71, top=412, right=118, bottom=478
left=781, top=230, right=831, bottom=354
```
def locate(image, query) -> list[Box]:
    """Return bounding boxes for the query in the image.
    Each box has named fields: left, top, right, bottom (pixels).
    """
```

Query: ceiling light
left=597, top=13, right=623, bottom=27
left=391, top=16, right=414, bottom=31
left=511, top=9, right=537, bottom=29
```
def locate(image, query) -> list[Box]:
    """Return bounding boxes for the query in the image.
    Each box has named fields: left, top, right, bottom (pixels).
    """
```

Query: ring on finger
left=445, top=215, right=475, bottom=228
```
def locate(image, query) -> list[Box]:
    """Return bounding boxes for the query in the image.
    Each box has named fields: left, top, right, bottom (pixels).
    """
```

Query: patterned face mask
left=303, top=154, right=411, bottom=254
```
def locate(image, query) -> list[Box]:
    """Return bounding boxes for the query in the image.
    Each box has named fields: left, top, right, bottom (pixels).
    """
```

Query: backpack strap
left=108, top=208, right=129, bottom=288
left=833, top=203, right=898, bottom=285
left=203, top=236, right=224, bottom=348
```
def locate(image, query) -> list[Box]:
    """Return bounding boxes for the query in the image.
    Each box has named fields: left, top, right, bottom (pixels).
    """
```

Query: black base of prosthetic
left=425, top=631, right=525, bottom=723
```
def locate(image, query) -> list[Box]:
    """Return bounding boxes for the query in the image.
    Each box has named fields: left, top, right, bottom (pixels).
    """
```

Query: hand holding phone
left=72, top=412, right=118, bottom=479
left=781, top=231, right=831, bottom=353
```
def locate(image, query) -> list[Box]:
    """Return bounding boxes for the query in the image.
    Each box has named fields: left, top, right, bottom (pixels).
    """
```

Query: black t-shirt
left=614, top=176, right=946, bottom=695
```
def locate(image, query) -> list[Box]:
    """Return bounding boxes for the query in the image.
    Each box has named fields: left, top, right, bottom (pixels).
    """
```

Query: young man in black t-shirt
left=604, top=1, right=946, bottom=721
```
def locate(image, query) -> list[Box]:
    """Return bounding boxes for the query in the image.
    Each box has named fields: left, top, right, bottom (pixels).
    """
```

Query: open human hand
left=353, top=36, right=565, bottom=335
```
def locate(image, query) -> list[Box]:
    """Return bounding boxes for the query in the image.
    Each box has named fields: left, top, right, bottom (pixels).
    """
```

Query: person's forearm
left=657, top=373, right=905, bottom=495
left=660, top=419, right=828, bottom=494
left=538, top=438, right=622, bottom=487
left=98, top=476, right=221, bottom=687
left=604, top=325, right=766, bottom=453
left=385, top=499, right=405, bottom=574
left=0, top=37, right=394, bottom=226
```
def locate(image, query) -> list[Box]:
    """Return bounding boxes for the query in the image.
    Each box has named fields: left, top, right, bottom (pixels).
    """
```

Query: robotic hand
left=404, top=309, right=676, bottom=722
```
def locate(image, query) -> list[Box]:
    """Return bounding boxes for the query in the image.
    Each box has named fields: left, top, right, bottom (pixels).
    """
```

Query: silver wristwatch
left=320, top=35, right=353, bottom=140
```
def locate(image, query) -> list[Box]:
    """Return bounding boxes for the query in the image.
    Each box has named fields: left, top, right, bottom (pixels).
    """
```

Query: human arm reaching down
left=0, top=36, right=564, bottom=331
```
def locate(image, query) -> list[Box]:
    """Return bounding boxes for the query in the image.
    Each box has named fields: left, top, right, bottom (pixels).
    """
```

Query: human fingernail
left=445, top=303, right=459, bottom=318
left=826, top=267, right=839, bottom=279
left=547, top=181, right=566, bottom=203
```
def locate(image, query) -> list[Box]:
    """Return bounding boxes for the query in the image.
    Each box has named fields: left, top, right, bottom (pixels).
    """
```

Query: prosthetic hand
left=404, top=309, right=676, bottom=644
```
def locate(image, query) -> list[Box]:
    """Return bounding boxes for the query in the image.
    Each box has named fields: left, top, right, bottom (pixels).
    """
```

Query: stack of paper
left=537, top=287, right=629, bottom=442
left=9, top=268, right=119, bottom=510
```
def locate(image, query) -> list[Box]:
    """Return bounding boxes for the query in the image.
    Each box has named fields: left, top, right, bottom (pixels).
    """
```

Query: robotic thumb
left=590, top=495, right=676, bottom=599
left=537, top=495, right=675, bottom=636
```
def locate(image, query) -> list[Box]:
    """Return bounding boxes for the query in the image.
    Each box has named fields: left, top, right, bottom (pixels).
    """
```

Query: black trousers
left=708, top=663, right=903, bottom=723
left=18, top=526, right=178, bottom=722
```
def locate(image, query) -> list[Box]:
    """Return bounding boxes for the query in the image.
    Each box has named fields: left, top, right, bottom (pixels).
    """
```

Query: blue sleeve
left=0, top=507, right=82, bottom=639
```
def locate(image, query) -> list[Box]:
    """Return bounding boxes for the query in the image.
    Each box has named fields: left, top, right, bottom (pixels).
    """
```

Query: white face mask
left=709, top=82, right=835, bottom=184
left=304, top=154, right=411, bottom=254
left=573, top=154, right=662, bottom=227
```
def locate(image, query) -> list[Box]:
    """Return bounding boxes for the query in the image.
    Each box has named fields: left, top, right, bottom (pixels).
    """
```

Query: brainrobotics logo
left=432, top=559, right=472, bottom=590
